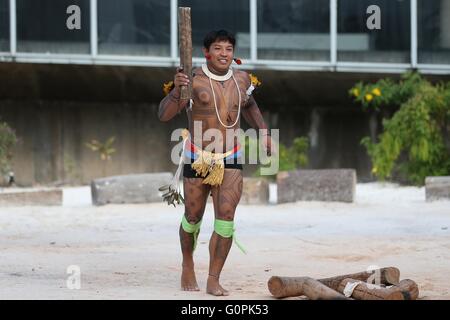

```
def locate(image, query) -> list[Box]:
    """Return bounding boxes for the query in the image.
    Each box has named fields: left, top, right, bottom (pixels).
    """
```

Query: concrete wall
left=1, top=62, right=449, bottom=186
left=0, top=100, right=181, bottom=185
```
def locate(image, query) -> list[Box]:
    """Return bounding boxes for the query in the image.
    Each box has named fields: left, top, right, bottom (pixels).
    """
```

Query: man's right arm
left=158, top=88, right=187, bottom=122
left=158, top=69, right=190, bottom=122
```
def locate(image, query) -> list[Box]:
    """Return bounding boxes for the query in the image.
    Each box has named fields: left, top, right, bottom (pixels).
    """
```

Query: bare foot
left=181, top=265, right=200, bottom=291
left=206, top=275, right=229, bottom=296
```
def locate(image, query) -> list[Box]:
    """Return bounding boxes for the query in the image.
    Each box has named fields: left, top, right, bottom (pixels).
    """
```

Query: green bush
left=277, top=137, right=309, bottom=172
left=244, top=135, right=309, bottom=177
left=350, top=72, right=450, bottom=185
left=85, top=136, right=116, bottom=178
left=0, top=121, right=18, bottom=177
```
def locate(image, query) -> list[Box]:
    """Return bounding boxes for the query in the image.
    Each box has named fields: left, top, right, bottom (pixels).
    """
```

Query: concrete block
left=0, top=188, right=62, bottom=206
left=241, top=177, right=269, bottom=205
left=277, top=169, right=356, bottom=203
left=425, top=176, right=450, bottom=201
left=91, top=172, right=173, bottom=205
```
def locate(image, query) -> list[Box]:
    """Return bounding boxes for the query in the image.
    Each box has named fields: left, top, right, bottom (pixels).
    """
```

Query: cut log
left=268, top=276, right=350, bottom=300
left=267, top=267, right=400, bottom=299
left=318, top=267, right=400, bottom=291
left=178, top=7, right=193, bottom=100
left=396, top=279, right=419, bottom=300
left=337, top=278, right=419, bottom=300
left=338, top=278, right=402, bottom=300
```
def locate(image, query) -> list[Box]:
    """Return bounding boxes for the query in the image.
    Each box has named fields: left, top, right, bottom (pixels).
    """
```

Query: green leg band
left=181, top=215, right=202, bottom=251
left=214, top=219, right=247, bottom=254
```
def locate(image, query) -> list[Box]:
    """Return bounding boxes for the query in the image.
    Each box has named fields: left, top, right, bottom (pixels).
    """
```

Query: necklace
left=201, top=64, right=233, bottom=81
left=202, top=64, right=241, bottom=129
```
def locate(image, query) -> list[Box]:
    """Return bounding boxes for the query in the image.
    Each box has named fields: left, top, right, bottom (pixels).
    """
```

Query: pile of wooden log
left=268, top=267, right=419, bottom=300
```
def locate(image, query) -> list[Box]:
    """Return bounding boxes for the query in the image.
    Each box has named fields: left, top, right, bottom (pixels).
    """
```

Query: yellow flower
left=352, top=88, right=360, bottom=97
left=371, top=166, right=378, bottom=174
left=365, top=93, right=373, bottom=102
left=249, top=73, right=261, bottom=87
left=372, top=88, right=381, bottom=96
left=163, top=81, right=175, bottom=96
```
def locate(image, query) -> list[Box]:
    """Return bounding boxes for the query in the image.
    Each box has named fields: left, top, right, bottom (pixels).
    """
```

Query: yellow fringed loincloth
left=191, top=148, right=235, bottom=186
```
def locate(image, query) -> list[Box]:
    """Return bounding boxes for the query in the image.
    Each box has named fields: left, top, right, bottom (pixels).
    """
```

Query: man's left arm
left=241, top=96, right=267, bottom=131
left=241, top=96, right=274, bottom=156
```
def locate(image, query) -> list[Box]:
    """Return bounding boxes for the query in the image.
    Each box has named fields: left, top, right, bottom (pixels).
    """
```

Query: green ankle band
left=181, top=215, right=202, bottom=250
left=214, top=219, right=246, bottom=254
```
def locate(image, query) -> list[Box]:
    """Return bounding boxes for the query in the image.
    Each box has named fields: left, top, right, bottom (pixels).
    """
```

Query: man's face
left=203, top=40, right=234, bottom=73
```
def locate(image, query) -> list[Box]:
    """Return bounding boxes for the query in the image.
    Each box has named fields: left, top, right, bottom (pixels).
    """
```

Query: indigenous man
left=158, top=30, right=273, bottom=296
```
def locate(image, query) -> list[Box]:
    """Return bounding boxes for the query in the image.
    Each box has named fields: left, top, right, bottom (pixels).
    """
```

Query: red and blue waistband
left=184, top=141, right=242, bottom=160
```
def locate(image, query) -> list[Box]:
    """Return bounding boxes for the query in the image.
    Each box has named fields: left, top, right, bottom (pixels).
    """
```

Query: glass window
left=98, top=0, right=170, bottom=56
left=257, top=0, right=330, bottom=61
left=17, top=0, right=90, bottom=54
left=418, top=0, right=450, bottom=64
left=338, top=0, right=411, bottom=63
left=178, top=0, right=250, bottom=59
left=0, top=0, right=9, bottom=52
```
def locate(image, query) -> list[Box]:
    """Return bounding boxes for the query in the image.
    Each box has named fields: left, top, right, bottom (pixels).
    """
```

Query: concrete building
left=0, top=0, right=449, bottom=185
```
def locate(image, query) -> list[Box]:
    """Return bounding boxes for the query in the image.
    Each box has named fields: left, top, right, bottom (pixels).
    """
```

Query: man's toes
left=209, top=288, right=226, bottom=296
left=207, top=288, right=218, bottom=296
left=213, top=290, right=223, bottom=296
left=219, top=286, right=230, bottom=296
left=182, top=284, right=198, bottom=291
left=218, top=289, right=229, bottom=296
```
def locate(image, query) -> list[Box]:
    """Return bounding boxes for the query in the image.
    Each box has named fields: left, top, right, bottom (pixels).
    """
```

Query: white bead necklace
left=202, top=64, right=241, bottom=129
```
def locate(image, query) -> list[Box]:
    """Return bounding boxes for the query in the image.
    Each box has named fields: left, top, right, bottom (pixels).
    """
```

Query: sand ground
left=0, top=182, right=449, bottom=300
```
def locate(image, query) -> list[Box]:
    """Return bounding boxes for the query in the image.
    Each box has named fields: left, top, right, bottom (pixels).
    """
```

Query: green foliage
left=63, top=153, right=82, bottom=183
left=85, top=136, right=117, bottom=178
left=350, top=72, right=423, bottom=110
left=0, top=121, right=18, bottom=177
left=244, top=135, right=309, bottom=177
left=277, top=137, right=309, bottom=172
left=350, top=72, right=450, bottom=185
left=85, top=136, right=116, bottom=161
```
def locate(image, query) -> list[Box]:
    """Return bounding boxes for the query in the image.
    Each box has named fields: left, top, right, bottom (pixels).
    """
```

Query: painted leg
left=207, top=169, right=243, bottom=296
left=180, top=177, right=210, bottom=291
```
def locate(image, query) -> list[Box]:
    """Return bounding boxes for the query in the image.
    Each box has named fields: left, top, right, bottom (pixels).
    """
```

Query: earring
left=205, top=54, right=211, bottom=60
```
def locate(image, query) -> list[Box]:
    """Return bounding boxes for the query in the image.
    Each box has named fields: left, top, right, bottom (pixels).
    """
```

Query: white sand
left=0, top=182, right=449, bottom=300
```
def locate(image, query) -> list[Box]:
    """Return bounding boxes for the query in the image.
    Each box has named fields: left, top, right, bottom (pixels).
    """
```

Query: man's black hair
left=203, top=30, right=236, bottom=49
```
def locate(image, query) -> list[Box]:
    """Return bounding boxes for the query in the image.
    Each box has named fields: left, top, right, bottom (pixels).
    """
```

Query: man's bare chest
left=192, top=76, right=241, bottom=111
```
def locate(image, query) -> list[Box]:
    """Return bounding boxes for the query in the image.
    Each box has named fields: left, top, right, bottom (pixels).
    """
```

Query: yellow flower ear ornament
left=246, top=73, right=262, bottom=96
left=163, top=81, right=175, bottom=96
